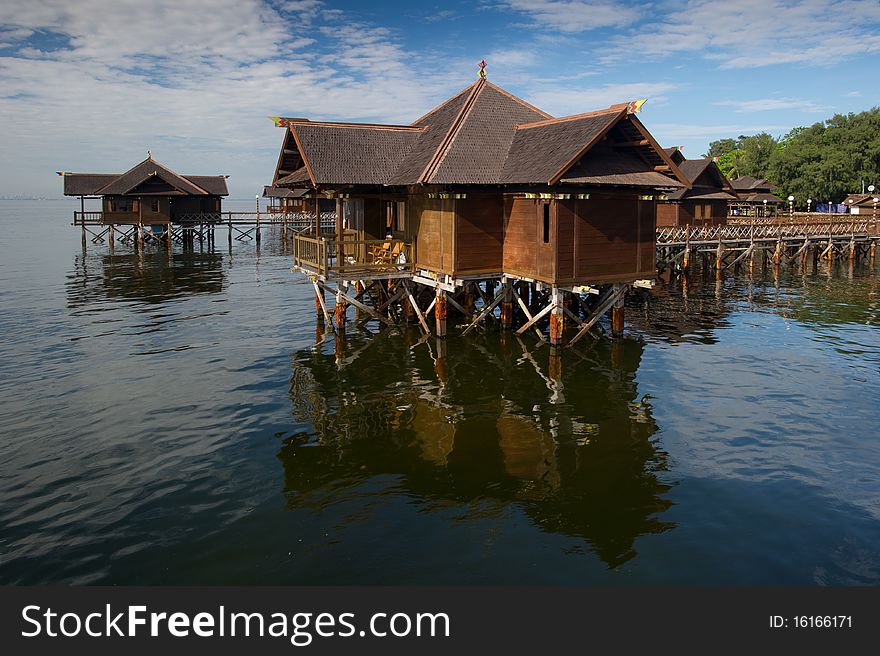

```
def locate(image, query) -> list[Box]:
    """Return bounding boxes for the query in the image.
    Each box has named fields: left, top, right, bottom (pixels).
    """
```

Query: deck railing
left=293, top=235, right=414, bottom=278
left=657, top=219, right=878, bottom=245
left=73, top=210, right=336, bottom=230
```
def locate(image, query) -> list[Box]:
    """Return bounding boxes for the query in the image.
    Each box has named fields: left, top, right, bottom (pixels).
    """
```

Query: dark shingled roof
left=272, top=78, right=688, bottom=190
left=183, top=176, right=230, bottom=196
left=500, top=111, right=622, bottom=184
left=96, top=157, right=208, bottom=195
left=686, top=191, right=738, bottom=201
left=559, top=147, right=685, bottom=187
left=664, top=147, right=686, bottom=165
left=388, top=85, right=475, bottom=185
left=63, top=174, right=118, bottom=196
left=730, top=175, right=776, bottom=192
left=739, top=192, right=782, bottom=203
left=663, top=157, right=734, bottom=200
left=275, top=165, right=313, bottom=186
left=426, top=82, right=550, bottom=184
left=263, top=185, right=309, bottom=198
left=61, top=157, right=228, bottom=196
left=291, top=123, right=422, bottom=185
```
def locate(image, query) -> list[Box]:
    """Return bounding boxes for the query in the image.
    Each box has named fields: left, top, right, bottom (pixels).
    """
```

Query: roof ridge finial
left=147, top=150, right=152, bottom=159
left=478, top=59, right=487, bottom=80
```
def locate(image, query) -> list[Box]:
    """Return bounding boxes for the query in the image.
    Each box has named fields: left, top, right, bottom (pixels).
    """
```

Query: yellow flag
left=627, top=99, right=647, bottom=114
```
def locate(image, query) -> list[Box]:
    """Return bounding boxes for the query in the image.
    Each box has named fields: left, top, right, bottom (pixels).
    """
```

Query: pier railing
left=73, top=210, right=336, bottom=230
left=658, top=219, right=878, bottom=245
left=293, top=235, right=414, bottom=278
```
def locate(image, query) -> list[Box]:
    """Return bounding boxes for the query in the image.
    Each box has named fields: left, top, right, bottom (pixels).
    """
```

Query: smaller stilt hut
left=657, top=150, right=737, bottom=226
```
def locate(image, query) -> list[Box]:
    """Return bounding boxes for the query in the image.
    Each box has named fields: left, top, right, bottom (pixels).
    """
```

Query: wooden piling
left=335, top=285, right=347, bottom=329
left=435, top=288, right=447, bottom=338
left=549, top=287, right=563, bottom=346
left=500, top=281, right=513, bottom=330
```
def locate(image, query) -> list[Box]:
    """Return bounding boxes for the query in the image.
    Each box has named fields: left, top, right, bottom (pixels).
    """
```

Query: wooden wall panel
left=502, top=197, right=538, bottom=277
left=556, top=199, right=576, bottom=280
left=573, top=195, right=651, bottom=282
left=656, top=203, right=679, bottom=227
left=414, top=196, right=454, bottom=273
left=455, top=196, right=503, bottom=273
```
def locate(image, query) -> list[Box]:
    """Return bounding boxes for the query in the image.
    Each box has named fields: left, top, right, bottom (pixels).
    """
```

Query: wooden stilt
left=404, top=282, right=431, bottom=334
left=569, top=284, right=626, bottom=345
left=314, top=283, right=324, bottom=317
left=549, top=287, right=563, bottom=346
left=500, top=280, right=513, bottom=330
left=312, top=280, right=334, bottom=331
left=871, top=240, right=876, bottom=265
left=435, top=288, right=447, bottom=338
left=335, top=284, right=347, bottom=329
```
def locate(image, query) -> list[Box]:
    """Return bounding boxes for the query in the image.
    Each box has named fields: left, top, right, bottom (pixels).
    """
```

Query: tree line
left=704, top=107, right=880, bottom=206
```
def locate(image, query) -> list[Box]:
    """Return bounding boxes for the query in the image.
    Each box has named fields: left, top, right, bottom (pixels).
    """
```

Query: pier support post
left=500, top=281, right=514, bottom=330
left=715, top=239, right=724, bottom=273
left=354, top=280, right=365, bottom=321
left=136, top=223, right=144, bottom=251
left=108, top=224, right=115, bottom=253
left=463, top=284, right=476, bottom=317
left=611, top=283, right=625, bottom=338
left=255, top=217, right=261, bottom=247
left=549, top=287, right=564, bottom=346
left=314, top=284, right=324, bottom=317
left=871, top=240, right=876, bottom=265
left=435, top=288, right=447, bottom=338
left=335, top=284, right=347, bottom=329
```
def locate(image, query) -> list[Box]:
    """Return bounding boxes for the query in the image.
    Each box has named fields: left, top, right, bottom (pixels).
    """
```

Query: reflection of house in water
left=67, top=251, right=225, bottom=307
left=627, top=275, right=735, bottom=345
left=284, top=331, right=674, bottom=568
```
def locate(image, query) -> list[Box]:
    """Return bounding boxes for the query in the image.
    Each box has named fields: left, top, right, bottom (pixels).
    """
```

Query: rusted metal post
left=549, top=287, right=563, bottom=346
left=611, top=283, right=625, bottom=338
left=435, top=287, right=447, bottom=338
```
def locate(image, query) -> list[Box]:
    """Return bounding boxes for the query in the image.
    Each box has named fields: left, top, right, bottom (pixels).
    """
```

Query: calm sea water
left=1, top=199, right=879, bottom=585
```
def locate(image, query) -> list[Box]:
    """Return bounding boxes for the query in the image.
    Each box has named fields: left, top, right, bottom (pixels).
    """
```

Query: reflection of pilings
left=612, top=283, right=625, bottom=337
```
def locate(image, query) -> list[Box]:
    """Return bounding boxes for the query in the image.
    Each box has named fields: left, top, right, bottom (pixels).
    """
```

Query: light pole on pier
left=787, top=195, right=794, bottom=222
left=807, top=198, right=812, bottom=215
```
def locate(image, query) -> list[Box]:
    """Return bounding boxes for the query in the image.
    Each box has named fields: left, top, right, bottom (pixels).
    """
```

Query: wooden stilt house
left=656, top=150, right=736, bottom=227
left=275, top=78, right=686, bottom=280
left=728, top=176, right=782, bottom=217
left=272, top=73, right=689, bottom=343
left=61, top=155, right=228, bottom=225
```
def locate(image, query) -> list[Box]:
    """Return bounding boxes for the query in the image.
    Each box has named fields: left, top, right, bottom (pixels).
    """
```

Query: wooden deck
left=293, top=234, right=415, bottom=280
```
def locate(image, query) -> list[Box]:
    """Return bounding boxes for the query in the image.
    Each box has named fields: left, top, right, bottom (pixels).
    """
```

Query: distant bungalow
left=657, top=148, right=736, bottom=226
left=60, top=155, right=229, bottom=225
left=842, top=193, right=879, bottom=215
left=728, top=175, right=782, bottom=217
left=267, top=70, right=689, bottom=343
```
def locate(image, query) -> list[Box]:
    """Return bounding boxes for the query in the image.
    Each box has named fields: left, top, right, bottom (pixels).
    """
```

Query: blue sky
left=1, top=0, right=878, bottom=197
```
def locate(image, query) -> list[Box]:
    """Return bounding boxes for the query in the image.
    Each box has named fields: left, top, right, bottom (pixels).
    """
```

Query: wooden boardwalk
left=657, top=215, right=879, bottom=273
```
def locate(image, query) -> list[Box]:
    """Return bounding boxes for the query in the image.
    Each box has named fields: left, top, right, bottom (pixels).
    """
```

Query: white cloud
left=714, top=98, right=832, bottom=113
left=0, top=0, right=466, bottom=196
left=595, top=0, right=880, bottom=69
left=499, top=0, right=642, bottom=31
left=526, top=81, right=679, bottom=116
